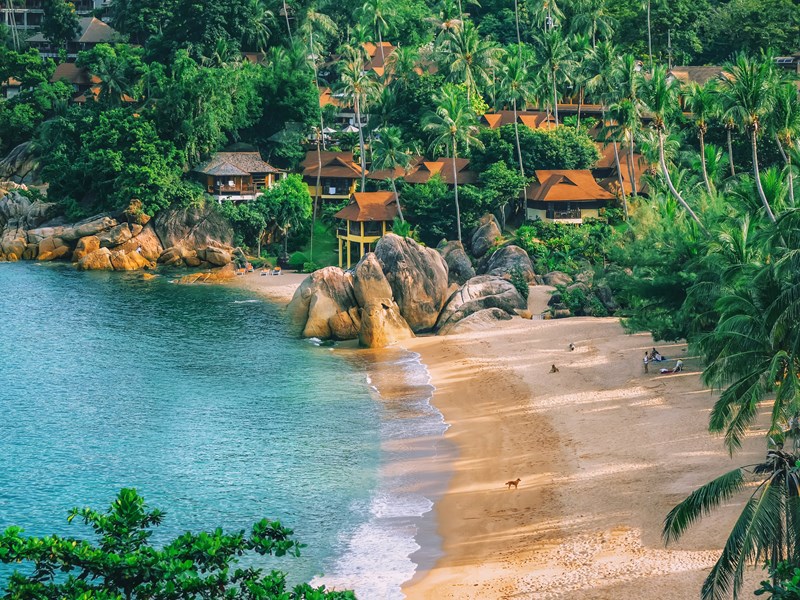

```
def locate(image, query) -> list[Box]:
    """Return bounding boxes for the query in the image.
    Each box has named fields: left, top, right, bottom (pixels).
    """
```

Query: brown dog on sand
left=505, top=478, right=521, bottom=489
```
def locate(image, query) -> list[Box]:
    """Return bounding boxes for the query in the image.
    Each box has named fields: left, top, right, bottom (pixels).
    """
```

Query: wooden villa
left=28, top=17, right=119, bottom=60
left=301, top=151, right=362, bottom=201
left=480, top=111, right=557, bottom=130
left=335, top=191, right=398, bottom=268
left=403, top=157, right=477, bottom=185
left=593, top=144, right=649, bottom=197
left=194, top=151, right=284, bottom=202
left=526, top=170, right=615, bottom=224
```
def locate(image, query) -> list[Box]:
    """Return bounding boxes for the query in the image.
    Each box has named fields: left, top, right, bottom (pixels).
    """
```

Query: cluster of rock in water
left=0, top=190, right=242, bottom=279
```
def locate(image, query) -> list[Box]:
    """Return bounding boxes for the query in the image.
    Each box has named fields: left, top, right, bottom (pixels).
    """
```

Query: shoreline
left=227, top=272, right=766, bottom=599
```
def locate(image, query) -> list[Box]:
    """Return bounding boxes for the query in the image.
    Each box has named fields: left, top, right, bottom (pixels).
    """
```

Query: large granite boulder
left=437, top=240, right=475, bottom=286
left=438, top=307, right=513, bottom=336
left=110, top=249, right=153, bottom=271
left=329, top=307, right=362, bottom=340
left=98, top=223, right=133, bottom=248
left=0, top=142, right=40, bottom=184
left=435, top=275, right=526, bottom=332
left=353, top=253, right=393, bottom=307
left=0, top=191, right=55, bottom=260
left=157, top=246, right=185, bottom=267
left=72, top=236, right=100, bottom=262
left=479, top=245, right=535, bottom=283
left=374, top=233, right=449, bottom=333
left=543, top=271, right=573, bottom=287
left=470, top=214, right=501, bottom=258
left=116, top=223, right=163, bottom=262
left=77, top=247, right=113, bottom=271
left=199, top=246, right=232, bottom=267
left=595, top=284, right=618, bottom=312
left=154, top=203, right=234, bottom=250
left=358, top=299, right=415, bottom=348
left=287, top=267, right=359, bottom=339
left=37, top=236, right=69, bottom=261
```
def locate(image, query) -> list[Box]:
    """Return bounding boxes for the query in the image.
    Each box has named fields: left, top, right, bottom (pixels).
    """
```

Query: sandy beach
left=233, top=273, right=766, bottom=599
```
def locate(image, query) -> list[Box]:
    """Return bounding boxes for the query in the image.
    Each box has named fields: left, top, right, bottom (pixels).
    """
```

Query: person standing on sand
left=643, top=352, right=649, bottom=373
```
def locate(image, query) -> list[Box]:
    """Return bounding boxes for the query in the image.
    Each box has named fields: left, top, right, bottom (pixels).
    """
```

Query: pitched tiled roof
left=194, top=152, right=281, bottom=176
left=366, top=156, right=424, bottom=180
left=668, top=66, right=725, bottom=85
left=481, top=111, right=557, bottom=130
left=50, top=62, right=100, bottom=86
left=301, top=151, right=362, bottom=178
left=29, top=17, right=118, bottom=44
left=402, top=157, right=476, bottom=185
left=334, top=191, right=398, bottom=222
left=526, top=170, right=615, bottom=203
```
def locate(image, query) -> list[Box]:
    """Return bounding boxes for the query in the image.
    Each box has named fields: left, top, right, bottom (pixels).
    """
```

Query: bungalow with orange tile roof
left=402, top=157, right=477, bottom=185
left=28, top=17, right=120, bottom=60
left=194, top=151, right=284, bottom=202
left=1, top=77, right=22, bottom=99
left=301, top=151, right=363, bottom=201
left=526, top=170, right=615, bottom=224
left=334, top=191, right=399, bottom=267
left=366, top=156, right=424, bottom=182
left=480, top=111, right=557, bottom=130
left=592, top=144, right=649, bottom=197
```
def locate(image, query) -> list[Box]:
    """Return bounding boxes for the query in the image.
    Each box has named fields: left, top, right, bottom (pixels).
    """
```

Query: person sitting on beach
left=650, top=348, right=664, bottom=361
left=550, top=364, right=559, bottom=373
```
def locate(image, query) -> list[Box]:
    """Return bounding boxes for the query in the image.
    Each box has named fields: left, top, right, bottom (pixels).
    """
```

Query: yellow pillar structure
left=338, top=236, right=343, bottom=268
left=359, top=222, right=364, bottom=262
left=346, top=237, right=351, bottom=268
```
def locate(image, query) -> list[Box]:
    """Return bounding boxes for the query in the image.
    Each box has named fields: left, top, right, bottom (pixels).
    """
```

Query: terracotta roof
left=242, top=52, right=266, bottom=64
left=526, top=170, right=615, bottom=203
left=334, top=191, right=398, bottom=222
left=29, top=17, right=118, bottom=44
left=194, top=151, right=281, bottom=175
left=481, top=111, right=556, bottom=130
left=50, top=62, right=100, bottom=86
left=403, top=157, right=476, bottom=185
left=2, top=78, right=21, bottom=87
left=668, top=66, right=724, bottom=85
left=365, top=42, right=396, bottom=74
left=366, top=156, right=424, bottom=181
left=301, top=151, right=362, bottom=178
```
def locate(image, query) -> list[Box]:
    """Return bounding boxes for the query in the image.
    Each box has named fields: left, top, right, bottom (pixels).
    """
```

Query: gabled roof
left=667, top=65, right=725, bottom=85
left=402, top=157, right=477, bottom=185
left=334, top=191, right=398, bottom=222
left=593, top=146, right=648, bottom=195
left=366, top=156, right=424, bottom=181
left=526, top=170, right=615, bottom=203
left=50, top=62, right=100, bottom=86
left=481, top=111, right=557, bottom=130
left=194, top=151, right=282, bottom=176
left=318, top=87, right=342, bottom=108
left=301, top=151, right=362, bottom=178
left=29, top=17, right=119, bottom=44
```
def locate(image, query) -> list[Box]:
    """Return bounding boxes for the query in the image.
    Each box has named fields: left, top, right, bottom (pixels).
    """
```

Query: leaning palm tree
left=770, top=81, right=800, bottom=206
left=664, top=446, right=800, bottom=600
left=498, top=49, right=536, bottom=185
left=719, top=53, right=779, bottom=223
left=685, top=79, right=720, bottom=195
left=359, top=0, right=396, bottom=64
left=423, top=84, right=484, bottom=242
left=337, top=45, right=381, bottom=192
left=371, top=126, right=411, bottom=221
left=534, top=29, right=575, bottom=125
left=437, top=19, right=500, bottom=102
left=640, top=65, right=707, bottom=233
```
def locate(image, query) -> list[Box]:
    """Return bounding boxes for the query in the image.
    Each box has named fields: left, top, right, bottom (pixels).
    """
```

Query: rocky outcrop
left=287, top=267, right=359, bottom=339
left=437, top=240, right=475, bottom=286
left=0, top=191, right=56, bottom=260
left=98, top=223, right=133, bottom=248
left=154, top=203, right=234, bottom=250
left=0, top=142, right=40, bottom=184
left=479, top=245, right=536, bottom=283
left=110, top=249, right=154, bottom=271
left=329, top=307, right=362, bottom=340
left=435, top=275, right=526, bottom=333
left=72, top=235, right=100, bottom=262
left=543, top=271, right=573, bottom=287
left=37, top=236, right=69, bottom=261
left=353, top=253, right=393, bottom=307
left=438, top=307, right=512, bottom=336
left=358, top=299, right=414, bottom=348
left=199, top=246, right=232, bottom=267
left=173, top=263, right=236, bottom=283
left=77, top=248, right=114, bottom=271
left=116, top=223, right=163, bottom=262
left=374, top=233, right=449, bottom=333
left=470, top=214, right=501, bottom=258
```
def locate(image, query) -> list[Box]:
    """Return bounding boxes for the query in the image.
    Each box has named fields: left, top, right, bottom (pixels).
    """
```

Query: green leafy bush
left=510, top=267, right=529, bottom=302
left=288, top=251, right=308, bottom=269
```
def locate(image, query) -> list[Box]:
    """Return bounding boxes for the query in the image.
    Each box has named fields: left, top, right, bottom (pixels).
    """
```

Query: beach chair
left=272, top=267, right=282, bottom=276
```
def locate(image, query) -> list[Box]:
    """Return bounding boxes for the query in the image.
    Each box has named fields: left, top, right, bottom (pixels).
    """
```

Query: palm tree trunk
left=390, top=177, right=405, bottom=221
left=613, top=141, right=628, bottom=221
left=311, top=131, right=323, bottom=261
left=513, top=98, right=526, bottom=213
left=776, top=134, right=789, bottom=164
left=283, top=0, right=292, bottom=43
left=355, top=95, right=367, bottom=192
left=627, top=135, right=638, bottom=198
left=378, top=25, right=385, bottom=66
left=577, top=88, right=583, bottom=129
left=699, top=130, right=712, bottom=195
left=552, top=71, right=559, bottom=125
left=659, top=130, right=707, bottom=233
left=789, top=152, right=796, bottom=206
left=452, top=140, right=462, bottom=243
left=646, top=0, right=653, bottom=73
left=513, top=0, right=521, bottom=49
left=727, top=128, right=736, bottom=177
left=751, top=128, right=776, bottom=223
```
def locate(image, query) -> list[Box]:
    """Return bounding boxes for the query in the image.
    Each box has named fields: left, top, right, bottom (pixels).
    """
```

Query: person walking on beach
left=643, top=352, right=649, bottom=373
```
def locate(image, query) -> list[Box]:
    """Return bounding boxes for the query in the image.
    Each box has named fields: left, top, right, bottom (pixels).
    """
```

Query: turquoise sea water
left=0, top=263, right=448, bottom=598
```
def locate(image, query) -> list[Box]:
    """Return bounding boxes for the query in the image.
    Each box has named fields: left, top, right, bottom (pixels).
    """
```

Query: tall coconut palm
left=528, top=0, right=563, bottom=32
left=423, top=84, right=484, bottom=242
left=243, top=0, right=274, bottom=52
left=359, top=0, right=396, bottom=64
left=641, top=65, right=707, bottom=233
left=438, top=19, right=501, bottom=102
left=685, top=79, right=720, bottom=195
left=498, top=49, right=535, bottom=187
left=569, top=33, right=592, bottom=127
left=569, top=0, right=617, bottom=48
left=614, top=53, right=643, bottom=102
left=719, top=53, right=779, bottom=223
left=384, top=45, right=419, bottom=87
left=534, top=29, right=575, bottom=125
left=371, top=126, right=411, bottom=221
left=641, top=0, right=665, bottom=72
left=337, top=45, right=381, bottom=192
left=770, top=81, right=800, bottom=206
left=664, top=446, right=800, bottom=600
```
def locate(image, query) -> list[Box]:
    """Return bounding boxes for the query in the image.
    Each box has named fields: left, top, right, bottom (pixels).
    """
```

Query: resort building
left=592, top=144, right=649, bottom=197
left=366, top=156, right=424, bottom=182
left=526, top=170, right=615, bottom=224
left=27, top=17, right=119, bottom=60
left=194, top=151, right=284, bottom=202
left=1, top=78, right=22, bottom=99
left=1, top=0, right=107, bottom=31
left=480, top=111, right=557, bottom=130
left=404, top=157, right=477, bottom=185
left=301, top=151, right=362, bottom=201
left=335, top=191, right=398, bottom=268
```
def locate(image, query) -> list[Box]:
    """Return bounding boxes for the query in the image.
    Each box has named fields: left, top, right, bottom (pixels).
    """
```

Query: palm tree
left=569, top=33, right=592, bottom=127
left=384, top=45, right=419, bottom=87
left=437, top=20, right=501, bottom=102
left=685, top=79, right=720, bottom=195
left=359, top=0, right=395, bottom=65
left=337, top=45, right=381, bottom=192
left=423, top=84, right=483, bottom=242
left=528, top=0, right=563, bottom=32
left=534, top=29, right=575, bottom=125
left=641, top=0, right=665, bottom=72
left=641, top=65, right=707, bottom=233
left=719, top=53, right=779, bottom=223
left=243, top=0, right=274, bottom=53
left=569, top=0, right=617, bottom=48
left=722, top=114, right=738, bottom=178
left=770, top=81, right=800, bottom=206
left=614, top=53, right=643, bottom=102
left=371, top=126, right=411, bottom=221
left=663, top=446, right=800, bottom=600
left=498, top=49, right=535, bottom=188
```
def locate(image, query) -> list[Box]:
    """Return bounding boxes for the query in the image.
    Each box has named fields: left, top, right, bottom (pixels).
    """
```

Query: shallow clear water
left=0, top=263, right=449, bottom=596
